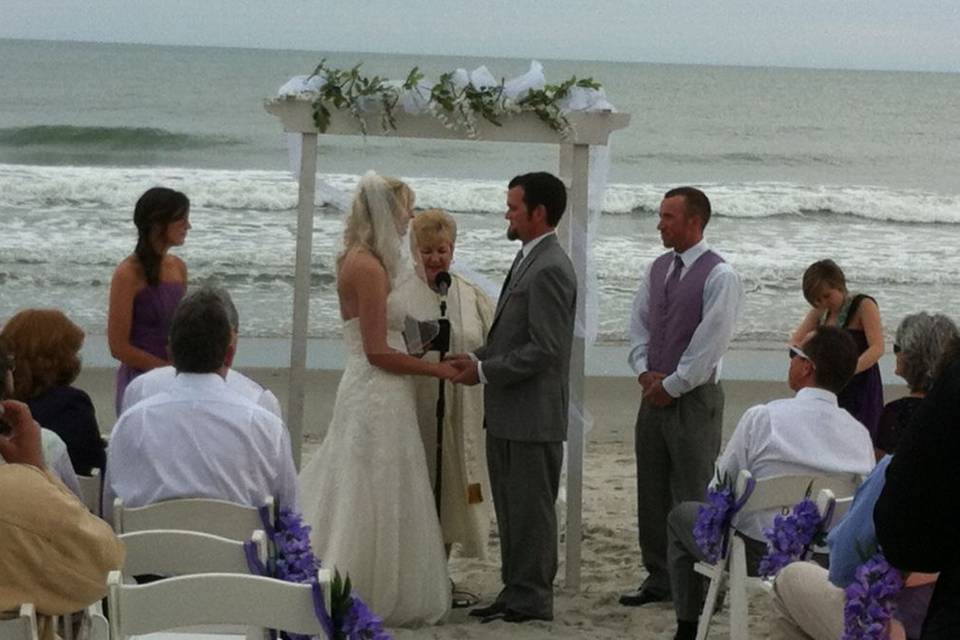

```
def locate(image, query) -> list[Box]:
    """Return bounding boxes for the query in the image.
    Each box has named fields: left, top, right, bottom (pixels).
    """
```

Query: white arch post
left=265, top=97, right=630, bottom=590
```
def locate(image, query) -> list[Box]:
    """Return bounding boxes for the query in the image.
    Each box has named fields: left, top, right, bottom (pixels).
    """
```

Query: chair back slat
left=113, top=496, right=274, bottom=540
left=107, top=571, right=332, bottom=639
left=739, top=473, right=859, bottom=514
left=119, top=529, right=267, bottom=577
left=76, top=469, right=102, bottom=516
left=0, top=604, right=38, bottom=640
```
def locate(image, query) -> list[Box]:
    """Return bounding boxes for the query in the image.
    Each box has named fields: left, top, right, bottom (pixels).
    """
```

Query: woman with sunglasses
left=875, top=312, right=958, bottom=457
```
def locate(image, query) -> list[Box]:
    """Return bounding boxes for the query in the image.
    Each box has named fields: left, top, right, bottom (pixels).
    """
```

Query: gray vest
left=647, top=249, right=724, bottom=375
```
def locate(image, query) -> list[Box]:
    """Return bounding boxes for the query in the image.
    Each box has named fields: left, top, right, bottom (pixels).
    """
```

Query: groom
left=450, top=171, right=577, bottom=623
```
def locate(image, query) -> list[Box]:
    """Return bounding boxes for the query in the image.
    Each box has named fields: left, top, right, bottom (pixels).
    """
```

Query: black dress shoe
left=618, top=587, right=670, bottom=607
left=502, top=610, right=552, bottom=624
left=469, top=602, right=507, bottom=618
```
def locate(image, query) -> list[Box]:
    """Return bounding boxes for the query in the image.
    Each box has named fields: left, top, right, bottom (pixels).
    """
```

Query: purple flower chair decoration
left=693, top=471, right=860, bottom=640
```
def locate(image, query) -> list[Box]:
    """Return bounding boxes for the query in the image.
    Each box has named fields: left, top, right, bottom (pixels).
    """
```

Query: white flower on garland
left=276, top=60, right=614, bottom=139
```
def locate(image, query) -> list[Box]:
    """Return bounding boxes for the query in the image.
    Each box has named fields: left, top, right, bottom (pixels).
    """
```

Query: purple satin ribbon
left=243, top=539, right=267, bottom=576
left=721, top=475, right=757, bottom=558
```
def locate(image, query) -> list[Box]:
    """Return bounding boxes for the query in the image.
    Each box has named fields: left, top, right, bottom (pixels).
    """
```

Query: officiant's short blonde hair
left=412, top=209, right=457, bottom=249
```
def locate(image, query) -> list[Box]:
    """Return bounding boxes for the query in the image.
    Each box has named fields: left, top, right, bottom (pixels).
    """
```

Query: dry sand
left=76, top=366, right=905, bottom=639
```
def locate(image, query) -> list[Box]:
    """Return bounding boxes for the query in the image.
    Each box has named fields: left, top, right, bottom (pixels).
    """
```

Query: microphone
left=434, top=271, right=452, bottom=297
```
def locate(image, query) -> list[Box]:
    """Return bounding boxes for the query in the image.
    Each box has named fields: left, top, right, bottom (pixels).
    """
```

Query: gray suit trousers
left=486, top=433, right=564, bottom=619
left=634, top=382, right=723, bottom=595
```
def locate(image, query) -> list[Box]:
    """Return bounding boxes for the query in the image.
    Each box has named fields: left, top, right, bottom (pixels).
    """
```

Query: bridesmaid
left=791, top=259, right=884, bottom=444
left=107, top=187, right=190, bottom=416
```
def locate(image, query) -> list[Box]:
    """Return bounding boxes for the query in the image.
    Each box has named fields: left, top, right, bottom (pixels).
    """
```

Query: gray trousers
left=486, top=433, right=564, bottom=619
left=634, top=382, right=723, bottom=595
left=667, top=501, right=766, bottom=622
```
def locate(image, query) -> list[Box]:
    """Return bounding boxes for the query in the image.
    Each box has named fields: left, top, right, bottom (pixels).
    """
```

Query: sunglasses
left=788, top=345, right=815, bottom=367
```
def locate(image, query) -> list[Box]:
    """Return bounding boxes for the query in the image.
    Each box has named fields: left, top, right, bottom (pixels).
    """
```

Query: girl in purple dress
left=791, top=259, right=885, bottom=447
left=107, top=187, right=190, bottom=416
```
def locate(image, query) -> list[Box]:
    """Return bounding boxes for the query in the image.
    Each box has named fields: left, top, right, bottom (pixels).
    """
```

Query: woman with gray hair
left=875, top=312, right=959, bottom=456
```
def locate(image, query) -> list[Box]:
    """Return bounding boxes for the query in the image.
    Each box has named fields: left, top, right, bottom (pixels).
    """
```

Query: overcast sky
left=3, top=0, right=959, bottom=73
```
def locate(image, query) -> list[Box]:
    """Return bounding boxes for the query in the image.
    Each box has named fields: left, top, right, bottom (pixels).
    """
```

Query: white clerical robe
left=397, top=272, right=494, bottom=558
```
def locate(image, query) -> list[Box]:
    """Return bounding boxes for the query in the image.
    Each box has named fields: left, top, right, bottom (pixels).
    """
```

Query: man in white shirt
left=103, top=287, right=297, bottom=522
left=665, top=326, right=875, bottom=640
left=120, top=286, right=281, bottom=418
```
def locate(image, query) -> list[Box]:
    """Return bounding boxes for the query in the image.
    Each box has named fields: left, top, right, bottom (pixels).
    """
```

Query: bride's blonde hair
left=338, top=173, right=414, bottom=282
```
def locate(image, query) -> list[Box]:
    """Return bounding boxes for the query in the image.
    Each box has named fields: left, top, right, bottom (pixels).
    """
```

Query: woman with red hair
left=1, top=309, right=105, bottom=475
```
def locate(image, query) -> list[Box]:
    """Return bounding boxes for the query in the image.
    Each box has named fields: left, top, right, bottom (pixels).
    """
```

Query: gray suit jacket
left=475, top=234, right=577, bottom=443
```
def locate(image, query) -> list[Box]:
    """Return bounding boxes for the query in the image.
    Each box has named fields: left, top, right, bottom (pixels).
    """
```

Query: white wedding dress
left=299, top=296, right=451, bottom=627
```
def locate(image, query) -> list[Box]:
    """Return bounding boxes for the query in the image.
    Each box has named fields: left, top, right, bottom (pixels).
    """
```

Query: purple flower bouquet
left=245, top=506, right=392, bottom=640
left=693, top=473, right=754, bottom=564
left=842, top=552, right=903, bottom=640
left=758, top=496, right=825, bottom=579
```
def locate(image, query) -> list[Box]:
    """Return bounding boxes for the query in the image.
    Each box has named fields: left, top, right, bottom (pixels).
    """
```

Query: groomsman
left=620, top=187, right=744, bottom=607
left=450, top=172, right=577, bottom=623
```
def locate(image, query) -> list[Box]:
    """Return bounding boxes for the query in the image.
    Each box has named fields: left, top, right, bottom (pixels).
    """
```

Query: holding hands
left=445, top=353, right=481, bottom=386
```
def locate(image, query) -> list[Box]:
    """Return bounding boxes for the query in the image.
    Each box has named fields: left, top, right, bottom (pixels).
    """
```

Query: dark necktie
left=665, top=254, right=684, bottom=301
left=501, top=249, right=524, bottom=294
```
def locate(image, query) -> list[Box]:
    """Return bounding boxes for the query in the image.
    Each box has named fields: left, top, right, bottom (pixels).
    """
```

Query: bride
left=299, top=172, right=455, bottom=626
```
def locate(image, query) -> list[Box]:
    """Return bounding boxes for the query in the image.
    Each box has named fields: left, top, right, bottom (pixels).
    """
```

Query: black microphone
left=434, top=271, right=452, bottom=297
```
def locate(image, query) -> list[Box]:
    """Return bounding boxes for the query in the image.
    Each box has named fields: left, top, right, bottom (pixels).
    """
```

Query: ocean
left=2, top=38, right=960, bottom=348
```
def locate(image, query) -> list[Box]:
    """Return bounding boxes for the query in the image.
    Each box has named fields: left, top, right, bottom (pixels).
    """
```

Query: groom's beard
left=507, top=227, right=519, bottom=241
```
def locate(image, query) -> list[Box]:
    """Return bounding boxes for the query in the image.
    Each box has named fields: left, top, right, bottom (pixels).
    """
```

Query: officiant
left=396, top=209, right=494, bottom=562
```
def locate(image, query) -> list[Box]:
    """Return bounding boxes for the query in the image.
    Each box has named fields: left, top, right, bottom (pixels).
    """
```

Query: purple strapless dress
left=115, top=281, right=186, bottom=415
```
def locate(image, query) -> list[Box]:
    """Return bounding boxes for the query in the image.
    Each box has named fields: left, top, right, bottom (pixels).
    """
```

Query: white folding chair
left=0, top=605, right=39, bottom=640
left=112, top=496, right=274, bottom=541
left=694, top=470, right=859, bottom=640
left=119, top=529, right=268, bottom=579
left=76, top=468, right=102, bottom=516
left=107, top=570, right=332, bottom=640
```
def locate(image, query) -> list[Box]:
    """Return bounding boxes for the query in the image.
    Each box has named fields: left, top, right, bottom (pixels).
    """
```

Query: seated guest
left=665, top=326, right=876, bottom=640
left=875, top=312, right=957, bottom=457
left=0, top=338, right=81, bottom=497
left=0, top=399, right=124, bottom=640
left=103, top=287, right=298, bottom=522
left=875, top=337, right=960, bottom=639
left=121, top=286, right=281, bottom=417
left=1, top=310, right=105, bottom=474
left=771, top=455, right=935, bottom=640
left=770, top=314, right=955, bottom=639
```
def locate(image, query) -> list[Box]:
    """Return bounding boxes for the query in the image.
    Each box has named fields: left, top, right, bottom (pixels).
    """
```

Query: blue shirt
left=827, top=455, right=892, bottom=586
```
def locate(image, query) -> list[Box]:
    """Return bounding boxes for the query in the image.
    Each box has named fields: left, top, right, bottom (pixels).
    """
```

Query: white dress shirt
left=715, top=386, right=876, bottom=540
left=476, top=230, right=557, bottom=384
left=103, top=372, right=297, bottom=522
left=1, top=428, right=81, bottom=497
left=627, top=239, right=744, bottom=398
left=121, top=365, right=282, bottom=418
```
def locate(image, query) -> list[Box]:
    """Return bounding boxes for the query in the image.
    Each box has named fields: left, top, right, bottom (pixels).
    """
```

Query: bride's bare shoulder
left=338, top=248, right=387, bottom=283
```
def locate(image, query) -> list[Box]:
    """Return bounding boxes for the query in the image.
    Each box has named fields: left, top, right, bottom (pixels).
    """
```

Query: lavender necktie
left=665, top=254, right=684, bottom=301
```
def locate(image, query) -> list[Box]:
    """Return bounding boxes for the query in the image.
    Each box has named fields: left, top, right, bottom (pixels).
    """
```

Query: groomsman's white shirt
left=103, top=372, right=297, bottom=521
left=715, top=386, right=875, bottom=541
left=121, top=365, right=282, bottom=418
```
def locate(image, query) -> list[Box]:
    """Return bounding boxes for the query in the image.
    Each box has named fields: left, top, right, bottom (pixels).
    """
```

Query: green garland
left=305, top=60, right=601, bottom=139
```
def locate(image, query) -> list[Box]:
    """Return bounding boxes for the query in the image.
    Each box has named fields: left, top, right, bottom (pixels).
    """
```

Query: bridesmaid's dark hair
left=133, top=187, right=189, bottom=286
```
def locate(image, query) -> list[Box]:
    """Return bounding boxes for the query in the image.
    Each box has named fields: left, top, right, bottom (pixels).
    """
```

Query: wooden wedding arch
left=265, top=96, right=630, bottom=590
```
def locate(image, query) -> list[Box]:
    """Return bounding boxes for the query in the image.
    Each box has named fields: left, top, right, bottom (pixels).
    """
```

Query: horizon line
left=2, top=35, right=958, bottom=76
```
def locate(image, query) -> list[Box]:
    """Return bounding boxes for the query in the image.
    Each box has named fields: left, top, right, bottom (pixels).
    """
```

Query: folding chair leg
left=728, top=538, right=749, bottom=640
left=696, top=572, right=723, bottom=640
